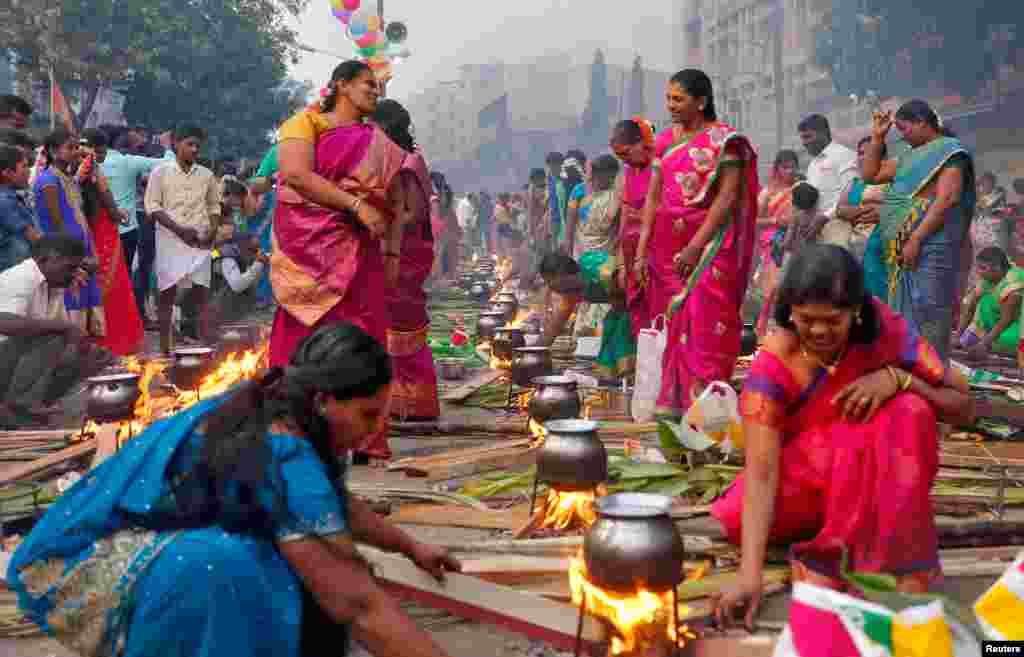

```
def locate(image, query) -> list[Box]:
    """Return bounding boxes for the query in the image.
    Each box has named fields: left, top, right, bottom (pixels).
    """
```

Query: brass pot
left=85, top=372, right=142, bottom=422
left=475, top=312, right=507, bottom=342
left=492, top=326, right=526, bottom=361
left=169, top=347, right=215, bottom=390
left=536, top=419, right=607, bottom=489
left=528, top=375, right=581, bottom=424
left=584, top=493, right=686, bottom=594
left=511, top=347, right=553, bottom=387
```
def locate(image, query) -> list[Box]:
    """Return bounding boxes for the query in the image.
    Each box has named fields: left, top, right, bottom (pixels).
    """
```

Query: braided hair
left=152, top=322, right=392, bottom=536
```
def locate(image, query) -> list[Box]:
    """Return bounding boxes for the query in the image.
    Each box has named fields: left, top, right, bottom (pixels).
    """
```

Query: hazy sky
left=290, top=0, right=681, bottom=102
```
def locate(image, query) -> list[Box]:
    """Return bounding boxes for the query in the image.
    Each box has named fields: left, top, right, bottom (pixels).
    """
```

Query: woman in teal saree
left=862, top=99, right=976, bottom=362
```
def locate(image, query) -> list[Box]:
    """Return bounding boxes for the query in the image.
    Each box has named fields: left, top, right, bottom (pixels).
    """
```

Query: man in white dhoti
left=144, top=125, right=221, bottom=354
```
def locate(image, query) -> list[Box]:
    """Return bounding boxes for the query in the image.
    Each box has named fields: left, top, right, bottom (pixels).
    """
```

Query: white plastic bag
left=684, top=381, right=743, bottom=452
left=631, top=315, right=667, bottom=422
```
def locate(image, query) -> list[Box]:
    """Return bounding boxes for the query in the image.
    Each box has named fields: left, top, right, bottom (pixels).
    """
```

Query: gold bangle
left=351, top=197, right=363, bottom=214
left=901, top=371, right=913, bottom=391
left=885, top=366, right=900, bottom=391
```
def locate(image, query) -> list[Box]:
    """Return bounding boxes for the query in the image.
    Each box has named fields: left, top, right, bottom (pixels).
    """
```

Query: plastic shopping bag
left=631, top=315, right=667, bottom=423
left=684, top=381, right=743, bottom=452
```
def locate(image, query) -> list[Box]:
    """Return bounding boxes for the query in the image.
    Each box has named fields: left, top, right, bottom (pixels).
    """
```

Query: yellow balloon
left=367, top=15, right=381, bottom=31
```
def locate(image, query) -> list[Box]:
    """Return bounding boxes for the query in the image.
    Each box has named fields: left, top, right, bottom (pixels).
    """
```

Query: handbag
left=631, top=314, right=667, bottom=422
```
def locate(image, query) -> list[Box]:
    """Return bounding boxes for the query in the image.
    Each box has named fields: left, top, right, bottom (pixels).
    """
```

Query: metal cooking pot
left=169, top=347, right=215, bottom=390
left=511, top=347, right=553, bottom=387
left=536, top=419, right=607, bottom=489
left=85, top=372, right=142, bottom=422
left=491, top=300, right=517, bottom=325
left=218, top=323, right=260, bottom=353
left=528, top=375, right=581, bottom=424
left=741, top=322, right=758, bottom=357
left=584, top=493, right=686, bottom=594
left=492, top=326, right=525, bottom=362
left=496, top=291, right=518, bottom=314
left=436, top=358, right=466, bottom=381
left=475, top=311, right=507, bottom=342
left=468, top=283, right=488, bottom=300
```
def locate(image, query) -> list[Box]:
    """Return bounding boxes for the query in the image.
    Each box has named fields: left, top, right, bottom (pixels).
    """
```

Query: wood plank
left=89, top=424, right=121, bottom=469
left=0, top=439, right=96, bottom=486
left=359, top=545, right=606, bottom=653
left=391, top=503, right=533, bottom=530
left=388, top=439, right=532, bottom=470
left=418, top=448, right=537, bottom=482
left=440, top=369, right=504, bottom=403
left=461, top=556, right=571, bottom=580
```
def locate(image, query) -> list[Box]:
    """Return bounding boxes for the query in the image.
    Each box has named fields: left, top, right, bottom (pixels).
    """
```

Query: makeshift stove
left=78, top=345, right=268, bottom=447
left=571, top=493, right=692, bottom=657
left=523, top=420, right=608, bottom=537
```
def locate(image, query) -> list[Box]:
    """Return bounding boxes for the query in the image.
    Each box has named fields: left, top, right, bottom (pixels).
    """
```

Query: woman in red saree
left=634, top=70, right=760, bottom=418
left=80, top=130, right=144, bottom=356
left=610, top=118, right=656, bottom=335
left=271, top=60, right=414, bottom=461
left=711, top=245, right=974, bottom=630
left=373, top=99, right=440, bottom=421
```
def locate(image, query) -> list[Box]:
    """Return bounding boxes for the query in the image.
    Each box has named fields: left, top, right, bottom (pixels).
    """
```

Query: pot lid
left=173, top=347, right=215, bottom=356
left=544, top=419, right=597, bottom=434
left=594, top=493, right=673, bottom=518
left=86, top=372, right=142, bottom=384
left=514, top=346, right=550, bottom=352
left=532, top=375, right=577, bottom=387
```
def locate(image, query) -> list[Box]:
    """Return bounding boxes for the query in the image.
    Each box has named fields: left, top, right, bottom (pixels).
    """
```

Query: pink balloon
left=338, top=9, right=353, bottom=23
left=355, top=32, right=377, bottom=48
left=342, top=0, right=360, bottom=9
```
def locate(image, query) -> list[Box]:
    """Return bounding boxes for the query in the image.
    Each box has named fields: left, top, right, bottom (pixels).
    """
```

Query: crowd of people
left=0, top=57, right=1016, bottom=653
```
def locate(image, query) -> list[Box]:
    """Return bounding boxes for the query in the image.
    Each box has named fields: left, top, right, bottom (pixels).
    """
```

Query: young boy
left=0, top=145, right=41, bottom=273
left=144, top=125, right=221, bottom=353
left=780, top=182, right=830, bottom=265
left=211, top=235, right=269, bottom=326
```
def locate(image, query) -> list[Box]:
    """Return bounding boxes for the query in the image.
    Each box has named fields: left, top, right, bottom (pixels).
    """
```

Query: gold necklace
left=800, top=343, right=847, bottom=375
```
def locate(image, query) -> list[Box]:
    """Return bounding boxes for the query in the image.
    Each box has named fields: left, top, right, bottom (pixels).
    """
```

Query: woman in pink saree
left=710, top=246, right=974, bottom=630
left=634, top=70, right=760, bottom=418
left=374, top=99, right=440, bottom=421
left=271, top=60, right=413, bottom=461
left=610, top=118, right=656, bottom=335
left=754, top=150, right=798, bottom=336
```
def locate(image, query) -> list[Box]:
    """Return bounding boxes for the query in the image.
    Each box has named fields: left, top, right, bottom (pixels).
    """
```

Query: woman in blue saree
left=863, top=99, right=976, bottom=362
left=7, top=322, right=460, bottom=657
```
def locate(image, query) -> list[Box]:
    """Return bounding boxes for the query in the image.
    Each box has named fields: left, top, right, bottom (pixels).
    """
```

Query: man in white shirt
left=799, top=114, right=858, bottom=219
left=456, top=193, right=477, bottom=233
left=144, top=125, right=221, bottom=353
left=0, top=236, right=111, bottom=427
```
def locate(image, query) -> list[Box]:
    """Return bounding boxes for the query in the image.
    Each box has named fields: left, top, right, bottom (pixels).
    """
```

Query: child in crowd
left=210, top=235, right=269, bottom=326
left=0, top=145, right=40, bottom=273
left=780, top=182, right=830, bottom=265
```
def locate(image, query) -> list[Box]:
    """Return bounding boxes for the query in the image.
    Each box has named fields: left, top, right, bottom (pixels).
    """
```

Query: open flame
left=527, top=417, right=546, bottom=447
left=507, top=310, right=530, bottom=329
left=569, top=552, right=695, bottom=656
left=119, top=358, right=168, bottom=442
left=490, top=354, right=514, bottom=370
left=75, top=420, right=100, bottom=441
left=175, top=346, right=267, bottom=408
left=539, top=488, right=597, bottom=531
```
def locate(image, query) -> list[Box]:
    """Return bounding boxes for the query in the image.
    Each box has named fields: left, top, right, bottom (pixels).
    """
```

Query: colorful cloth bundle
left=775, top=552, right=1024, bottom=656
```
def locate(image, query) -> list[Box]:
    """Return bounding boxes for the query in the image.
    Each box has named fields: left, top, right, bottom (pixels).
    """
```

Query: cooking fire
left=570, top=551, right=695, bottom=657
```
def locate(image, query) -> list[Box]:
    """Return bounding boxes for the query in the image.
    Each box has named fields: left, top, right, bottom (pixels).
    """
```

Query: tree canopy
left=1, top=0, right=311, bottom=157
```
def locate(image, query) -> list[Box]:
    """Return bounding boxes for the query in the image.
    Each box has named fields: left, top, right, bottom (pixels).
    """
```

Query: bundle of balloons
left=328, top=0, right=409, bottom=81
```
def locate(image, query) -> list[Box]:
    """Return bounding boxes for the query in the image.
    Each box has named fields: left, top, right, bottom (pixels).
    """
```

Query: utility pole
left=773, top=3, right=785, bottom=155
left=378, top=0, right=387, bottom=97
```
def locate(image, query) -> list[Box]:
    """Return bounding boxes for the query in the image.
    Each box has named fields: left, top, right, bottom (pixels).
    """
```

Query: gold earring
left=855, top=313, right=863, bottom=325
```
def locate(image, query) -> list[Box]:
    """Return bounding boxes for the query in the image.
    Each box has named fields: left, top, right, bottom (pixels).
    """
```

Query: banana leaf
left=640, top=478, right=694, bottom=496
left=611, top=462, right=686, bottom=480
